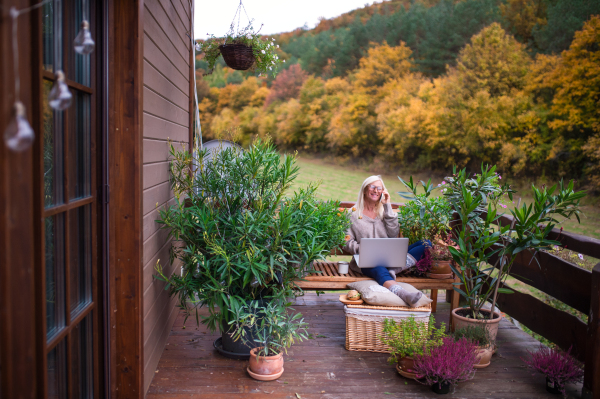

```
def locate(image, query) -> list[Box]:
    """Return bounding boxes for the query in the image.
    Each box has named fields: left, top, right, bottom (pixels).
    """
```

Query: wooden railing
left=473, top=212, right=600, bottom=398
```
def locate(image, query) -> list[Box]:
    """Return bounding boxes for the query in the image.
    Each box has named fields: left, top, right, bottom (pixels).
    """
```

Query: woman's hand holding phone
left=380, top=189, right=390, bottom=204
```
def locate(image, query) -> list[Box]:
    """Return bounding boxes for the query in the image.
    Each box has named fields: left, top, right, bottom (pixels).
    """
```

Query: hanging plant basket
left=219, top=44, right=255, bottom=70
left=199, top=0, right=283, bottom=77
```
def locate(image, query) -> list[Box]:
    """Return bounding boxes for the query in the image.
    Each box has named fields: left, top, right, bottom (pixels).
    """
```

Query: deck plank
left=148, top=293, right=583, bottom=398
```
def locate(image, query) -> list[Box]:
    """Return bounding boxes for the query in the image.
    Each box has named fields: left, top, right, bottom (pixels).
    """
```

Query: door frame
left=0, top=2, right=38, bottom=397
left=105, top=0, right=144, bottom=397
left=1, top=0, right=146, bottom=397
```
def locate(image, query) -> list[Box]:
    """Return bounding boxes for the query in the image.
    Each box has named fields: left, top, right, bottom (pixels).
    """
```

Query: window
left=40, top=1, right=99, bottom=397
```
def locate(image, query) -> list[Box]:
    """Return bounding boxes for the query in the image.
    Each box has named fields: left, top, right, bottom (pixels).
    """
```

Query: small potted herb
left=427, top=235, right=455, bottom=279
left=230, top=300, right=308, bottom=380
left=413, top=337, right=479, bottom=394
left=521, top=345, right=584, bottom=395
left=453, top=325, right=494, bottom=368
left=380, top=316, right=446, bottom=379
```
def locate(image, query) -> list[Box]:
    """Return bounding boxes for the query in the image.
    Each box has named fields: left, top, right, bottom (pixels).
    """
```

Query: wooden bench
left=296, top=260, right=460, bottom=314
left=294, top=201, right=460, bottom=323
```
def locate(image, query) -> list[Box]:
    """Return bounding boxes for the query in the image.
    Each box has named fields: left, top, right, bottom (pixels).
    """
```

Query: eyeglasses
left=367, top=184, right=383, bottom=192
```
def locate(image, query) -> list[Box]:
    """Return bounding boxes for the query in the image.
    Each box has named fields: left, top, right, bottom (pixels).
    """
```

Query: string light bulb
left=73, top=20, right=95, bottom=55
left=48, top=71, right=72, bottom=110
left=4, top=102, right=35, bottom=152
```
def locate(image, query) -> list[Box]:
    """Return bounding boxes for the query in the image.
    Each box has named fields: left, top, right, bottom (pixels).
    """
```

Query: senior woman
left=344, top=175, right=431, bottom=307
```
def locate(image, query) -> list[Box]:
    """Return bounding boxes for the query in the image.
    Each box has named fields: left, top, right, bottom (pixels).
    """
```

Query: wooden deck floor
left=148, top=293, right=583, bottom=399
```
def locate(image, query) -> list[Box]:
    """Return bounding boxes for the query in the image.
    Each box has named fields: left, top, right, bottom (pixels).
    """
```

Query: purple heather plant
left=521, top=345, right=584, bottom=395
left=413, top=337, right=478, bottom=390
left=415, top=248, right=432, bottom=275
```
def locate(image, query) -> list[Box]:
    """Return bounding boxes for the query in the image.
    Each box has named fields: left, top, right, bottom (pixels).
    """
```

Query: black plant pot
left=431, top=381, right=451, bottom=394
left=546, top=378, right=562, bottom=394
left=214, top=298, right=268, bottom=359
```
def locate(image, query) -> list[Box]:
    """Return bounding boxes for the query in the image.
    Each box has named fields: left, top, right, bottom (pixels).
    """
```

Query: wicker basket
left=219, top=44, right=255, bottom=70
left=345, top=303, right=432, bottom=353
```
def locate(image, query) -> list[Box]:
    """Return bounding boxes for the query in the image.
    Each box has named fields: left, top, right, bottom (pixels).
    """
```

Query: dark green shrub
left=155, top=139, right=350, bottom=332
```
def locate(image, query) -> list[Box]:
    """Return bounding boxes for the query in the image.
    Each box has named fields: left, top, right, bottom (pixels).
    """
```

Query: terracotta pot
left=249, top=347, right=284, bottom=377
left=426, top=260, right=453, bottom=279
left=397, top=356, right=417, bottom=379
left=474, top=345, right=493, bottom=369
left=451, top=308, right=502, bottom=342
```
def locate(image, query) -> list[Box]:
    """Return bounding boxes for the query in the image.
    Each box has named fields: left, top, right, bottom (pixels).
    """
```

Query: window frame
left=34, top=1, right=103, bottom=397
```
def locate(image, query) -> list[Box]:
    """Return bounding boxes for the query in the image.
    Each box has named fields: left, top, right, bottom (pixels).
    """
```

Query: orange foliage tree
left=264, top=64, right=308, bottom=106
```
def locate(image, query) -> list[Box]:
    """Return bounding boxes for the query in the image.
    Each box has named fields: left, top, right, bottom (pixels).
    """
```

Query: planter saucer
left=426, top=272, right=453, bottom=279
left=247, top=366, right=284, bottom=381
left=395, top=364, right=417, bottom=379
left=213, top=337, right=250, bottom=360
left=339, top=295, right=363, bottom=305
left=474, top=361, right=491, bottom=369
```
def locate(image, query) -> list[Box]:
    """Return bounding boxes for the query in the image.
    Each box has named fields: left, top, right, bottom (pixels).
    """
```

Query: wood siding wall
left=142, top=0, right=192, bottom=394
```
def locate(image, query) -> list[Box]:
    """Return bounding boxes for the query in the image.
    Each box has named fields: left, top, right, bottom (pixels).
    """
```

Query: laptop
left=353, top=238, right=409, bottom=268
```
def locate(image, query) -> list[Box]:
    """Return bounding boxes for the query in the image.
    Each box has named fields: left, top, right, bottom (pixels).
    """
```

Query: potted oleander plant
left=154, top=139, right=350, bottom=358
left=444, top=166, right=584, bottom=339
left=200, top=18, right=283, bottom=76
left=413, top=337, right=479, bottom=394
left=452, top=325, right=494, bottom=368
left=380, top=315, right=446, bottom=379
left=522, top=345, right=584, bottom=395
left=400, top=166, right=585, bottom=340
left=230, top=300, right=308, bottom=380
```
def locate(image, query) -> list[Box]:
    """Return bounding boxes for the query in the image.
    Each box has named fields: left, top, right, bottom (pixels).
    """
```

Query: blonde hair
left=355, top=175, right=387, bottom=219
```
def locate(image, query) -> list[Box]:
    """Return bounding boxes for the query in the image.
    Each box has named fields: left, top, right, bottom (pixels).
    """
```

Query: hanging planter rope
left=218, top=0, right=255, bottom=70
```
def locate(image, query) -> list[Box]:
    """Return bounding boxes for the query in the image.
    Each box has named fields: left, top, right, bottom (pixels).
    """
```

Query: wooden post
left=0, top=1, right=38, bottom=397
left=583, top=262, right=600, bottom=399
left=108, top=0, right=144, bottom=397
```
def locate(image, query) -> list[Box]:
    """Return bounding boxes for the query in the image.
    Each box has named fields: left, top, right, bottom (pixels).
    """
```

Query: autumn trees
left=198, top=15, right=600, bottom=191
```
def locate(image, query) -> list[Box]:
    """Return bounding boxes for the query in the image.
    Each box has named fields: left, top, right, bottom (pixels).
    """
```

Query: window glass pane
left=69, top=205, right=92, bottom=314
left=42, top=1, right=54, bottom=72
left=46, top=214, right=65, bottom=339
left=65, top=0, right=90, bottom=87
left=70, top=314, right=93, bottom=398
left=47, top=340, right=67, bottom=399
left=68, top=91, right=91, bottom=200
left=43, top=79, right=64, bottom=208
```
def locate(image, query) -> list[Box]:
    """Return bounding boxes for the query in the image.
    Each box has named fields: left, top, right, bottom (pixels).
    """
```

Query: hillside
left=195, top=0, right=600, bottom=192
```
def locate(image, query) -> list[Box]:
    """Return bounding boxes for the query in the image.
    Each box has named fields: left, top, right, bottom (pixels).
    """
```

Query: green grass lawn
left=290, top=154, right=600, bottom=240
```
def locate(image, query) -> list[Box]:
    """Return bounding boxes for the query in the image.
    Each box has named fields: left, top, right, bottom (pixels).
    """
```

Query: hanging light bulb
left=48, top=71, right=72, bottom=110
left=195, top=42, right=201, bottom=52
left=4, top=101, right=35, bottom=152
left=73, top=20, right=95, bottom=55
